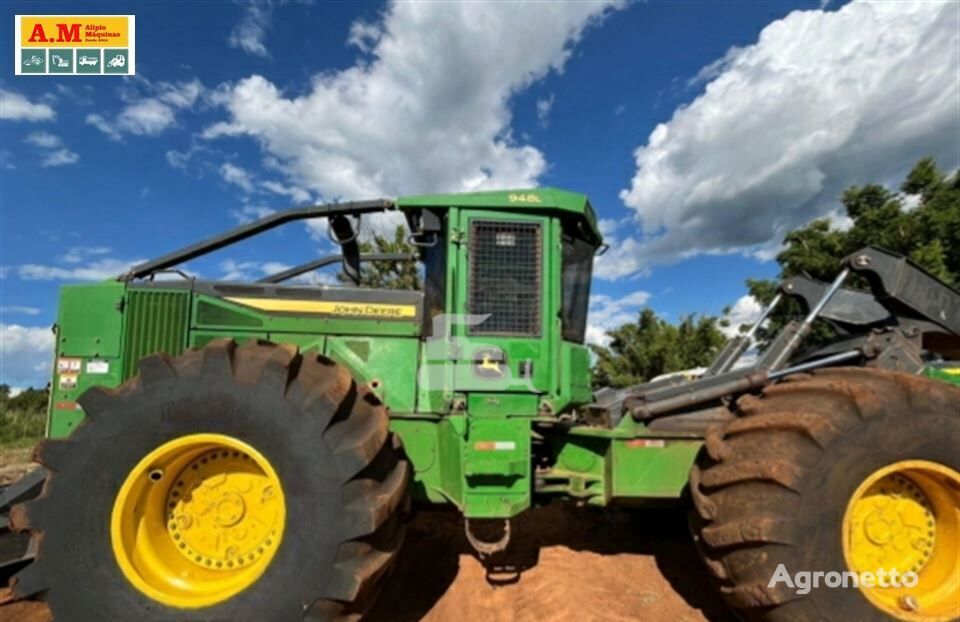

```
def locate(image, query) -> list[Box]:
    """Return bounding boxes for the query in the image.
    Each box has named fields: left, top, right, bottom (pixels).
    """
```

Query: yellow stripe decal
left=225, top=297, right=416, bottom=319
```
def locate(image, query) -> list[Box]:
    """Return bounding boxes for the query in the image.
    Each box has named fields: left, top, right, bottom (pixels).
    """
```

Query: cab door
left=451, top=210, right=554, bottom=397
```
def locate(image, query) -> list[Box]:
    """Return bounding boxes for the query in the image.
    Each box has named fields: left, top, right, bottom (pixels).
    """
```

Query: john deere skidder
left=3, top=188, right=959, bottom=621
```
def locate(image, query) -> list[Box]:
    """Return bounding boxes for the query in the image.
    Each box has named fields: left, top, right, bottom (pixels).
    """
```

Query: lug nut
left=899, top=595, right=919, bottom=612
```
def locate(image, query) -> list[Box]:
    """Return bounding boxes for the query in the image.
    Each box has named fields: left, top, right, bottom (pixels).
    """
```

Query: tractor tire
left=690, top=367, right=960, bottom=622
left=10, top=339, right=410, bottom=621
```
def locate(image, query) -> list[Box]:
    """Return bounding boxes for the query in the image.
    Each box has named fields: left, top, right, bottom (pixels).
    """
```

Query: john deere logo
left=473, top=348, right=506, bottom=379
left=15, top=15, right=135, bottom=76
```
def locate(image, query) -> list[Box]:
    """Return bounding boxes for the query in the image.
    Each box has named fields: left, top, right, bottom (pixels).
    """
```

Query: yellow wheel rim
left=843, top=460, right=960, bottom=621
left=111, top=434, right=286, bottom=608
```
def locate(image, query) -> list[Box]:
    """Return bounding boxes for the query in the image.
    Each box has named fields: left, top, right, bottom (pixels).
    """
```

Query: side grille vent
left=122, top=290, right=190, bottom=380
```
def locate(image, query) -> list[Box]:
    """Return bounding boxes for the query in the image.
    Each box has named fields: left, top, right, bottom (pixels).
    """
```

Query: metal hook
left=407, top=232, right=438, bottom=248
left=328, top=215, right=361, bottom=245
left=464, top=518, right=511, bottom=557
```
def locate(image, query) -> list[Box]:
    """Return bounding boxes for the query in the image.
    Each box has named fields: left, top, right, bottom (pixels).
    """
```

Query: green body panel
left=466, top=394, right=539, bottom=418
left=325, top=336, right=419, bottom=412
left=560, top=341, right=594, bottom=407
left=398, top=187, right=601, bottom=243
left=923, top=363, right=960, bottom=386
left=193, top=294, right=421, bottom=338
left=48, top=283, right=126, bottom=438
left=540, top=428, right=702, bottom=505
left=58, top=282, right=125, bottom=357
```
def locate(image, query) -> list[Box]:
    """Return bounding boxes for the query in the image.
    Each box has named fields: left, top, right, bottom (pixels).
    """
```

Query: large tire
left=10, top=339, right=410, bottom=621
left=690, top=368, right=960, bottom=622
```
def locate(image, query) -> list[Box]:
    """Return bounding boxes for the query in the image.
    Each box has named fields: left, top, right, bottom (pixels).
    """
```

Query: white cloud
left=721, top=294, right=763, bottom=338
left=0, top=89, right=55, bottom=122
left=25, top=131, right=61, bottom=149
left=60, top=246, right=111, bottom=263
left=87, top=79, right=203, bottom=140
left=219, top=259, right=284, bottom=281
left=219, top=259, right=261, bottom=281
left=228, top=1, right=274, bottom=57
left=0, top=306, right=41, bottom=316
left=617, top=1, right=960, bottom=272
left=220, top=258, right=338, bottom=285
left=219, top=163, right=312, bottom=203
left=220, top=162, right=256, bottom=193
left=586, top=290, right=652, bottom=347
left=229, top=205, right=276, bottom=224
left=347, top=18, right=382, bottom=53
left=596, top=218, right=621, bottom=238
left=594, top=236, right=649, bottom=280
left=165, top=143, right=212, bottom=170
left=0, top=324, right=55, bottom=388
left=536, top=94, right=555, bottom=128
left=42, top=148, right=79, bottom=167
left=260, top=180, right=311, bottom=203
left=24, top=131, right=79, bottom=167
left=17, top=256, right=145, bottom=280
left=206, top=1, right=622, bottom=200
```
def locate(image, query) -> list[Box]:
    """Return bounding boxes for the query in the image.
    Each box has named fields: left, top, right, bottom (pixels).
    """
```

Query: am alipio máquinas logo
left=15, top=15, right=135, bottom=76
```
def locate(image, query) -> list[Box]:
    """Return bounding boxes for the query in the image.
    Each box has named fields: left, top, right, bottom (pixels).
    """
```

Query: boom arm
left=589, top=246, right=960, bottom=426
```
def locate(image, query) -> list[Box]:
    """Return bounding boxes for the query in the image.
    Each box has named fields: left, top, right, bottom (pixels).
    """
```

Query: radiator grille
left=468, top=221, right=541, bottom=336
left=122, top=289, right=190, bottom=380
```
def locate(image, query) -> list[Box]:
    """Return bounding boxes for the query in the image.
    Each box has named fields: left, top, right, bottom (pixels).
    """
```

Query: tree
left=337, top=225, right=422, bottom=290
left=591, top=309, right=727, bottom=388
left=747, top=157, right=960, bottom=348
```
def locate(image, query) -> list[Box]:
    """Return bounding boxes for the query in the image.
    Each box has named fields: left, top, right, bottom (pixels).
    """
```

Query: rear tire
left=690, top=367, right=960, bottom=622
left=11, top=339, right=409, bottom=621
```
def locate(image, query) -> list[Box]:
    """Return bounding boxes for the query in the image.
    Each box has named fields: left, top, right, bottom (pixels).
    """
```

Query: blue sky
left=2, top=0, right=958, bottom=388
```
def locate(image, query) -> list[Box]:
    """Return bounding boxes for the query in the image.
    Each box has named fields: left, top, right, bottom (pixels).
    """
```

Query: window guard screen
left=468, top=220, right=541, bottom=336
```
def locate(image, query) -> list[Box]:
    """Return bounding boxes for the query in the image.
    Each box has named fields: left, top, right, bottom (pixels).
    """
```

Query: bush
left=0, top=385, right=48, bottom=446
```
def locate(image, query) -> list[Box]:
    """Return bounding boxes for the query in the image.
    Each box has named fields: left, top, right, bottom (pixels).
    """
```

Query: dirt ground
left=0, top=448, right=35, bottom=486
left=367, top=505, right=733, bottom=622
left=1, top=448, right=732, bottom=622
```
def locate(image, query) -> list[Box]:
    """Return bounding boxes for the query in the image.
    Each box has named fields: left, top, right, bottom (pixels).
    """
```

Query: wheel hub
left=111, top=434, right=286, bottom=608
left=167, top=449, right=282, bottom=572
left=843, top=460, right=960, bottom=622
left=848, top=472, right=935, bottom=574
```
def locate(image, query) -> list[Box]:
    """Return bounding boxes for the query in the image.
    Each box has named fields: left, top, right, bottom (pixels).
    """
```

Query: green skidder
left=9, top=188, right=959, bottom=621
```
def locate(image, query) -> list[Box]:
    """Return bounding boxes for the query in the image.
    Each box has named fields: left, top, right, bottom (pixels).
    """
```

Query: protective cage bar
left=257, top=252, right=416, bottom=284
left=120, top=199, right=395, bottom=281
left=468, top=220, right=542, bottom=336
